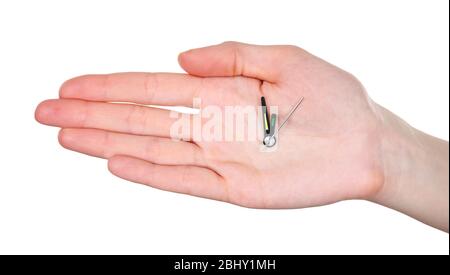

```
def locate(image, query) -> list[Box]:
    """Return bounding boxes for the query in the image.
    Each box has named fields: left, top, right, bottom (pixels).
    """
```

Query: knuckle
left=144, top=73, right=158, bottom=103
left=144, top=136, right=162, bottom=160
left=125, top=105, right=148, bottom=133
left=101, top=130, right=113, bottom=157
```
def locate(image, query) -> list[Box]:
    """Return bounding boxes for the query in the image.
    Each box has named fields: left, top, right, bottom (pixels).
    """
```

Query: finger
left=35, top=99, right=192, bottom=140
left=178, top=41, right=301, bottom=82
left=60, top=73, right=205, bottom=107
left=108, top=155, right=228, bottom=202
left=59, top=128, right=205, bottom=166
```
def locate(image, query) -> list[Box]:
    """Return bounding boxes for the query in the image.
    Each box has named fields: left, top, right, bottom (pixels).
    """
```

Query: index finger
left=59, top=72, right=205, bottom=107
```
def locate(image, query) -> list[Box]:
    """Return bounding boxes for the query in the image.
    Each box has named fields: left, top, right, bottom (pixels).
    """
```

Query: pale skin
left=35, top=42, right=449, bottom=232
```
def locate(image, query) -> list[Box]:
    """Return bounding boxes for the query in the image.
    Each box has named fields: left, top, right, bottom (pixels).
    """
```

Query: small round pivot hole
left=263, top=135, right=276, bottom=147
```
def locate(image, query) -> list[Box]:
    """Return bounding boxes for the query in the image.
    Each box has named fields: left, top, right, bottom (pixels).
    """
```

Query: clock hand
left=260, top=96, right=304, bottom=148
left=277, top=96, right=304, bottom=132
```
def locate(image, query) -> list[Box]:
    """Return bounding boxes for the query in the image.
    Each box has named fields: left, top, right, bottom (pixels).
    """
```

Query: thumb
left=178, top=41, right=300, bottom=82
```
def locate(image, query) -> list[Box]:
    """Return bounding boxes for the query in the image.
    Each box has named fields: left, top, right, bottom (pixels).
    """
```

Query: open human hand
left=34, top=42, right=450, bottom=232
left=35, top=42, right=385, bottom=209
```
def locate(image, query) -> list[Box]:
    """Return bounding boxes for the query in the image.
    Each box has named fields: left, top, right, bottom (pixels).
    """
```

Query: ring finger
left=58, top=128, right=206, bottom=166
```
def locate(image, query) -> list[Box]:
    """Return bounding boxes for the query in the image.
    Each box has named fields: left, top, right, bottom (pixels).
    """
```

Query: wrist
left=369, top=104, right=449, bottom=231
left=371, top=105, right=419, bottom=204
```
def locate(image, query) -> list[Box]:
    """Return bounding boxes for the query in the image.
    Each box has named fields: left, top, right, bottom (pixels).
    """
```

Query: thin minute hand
left=277, top=97, right=304, bottom=132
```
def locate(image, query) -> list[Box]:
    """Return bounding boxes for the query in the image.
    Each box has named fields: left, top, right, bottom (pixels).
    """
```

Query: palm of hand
left=35, top=42, right=384, bottom=208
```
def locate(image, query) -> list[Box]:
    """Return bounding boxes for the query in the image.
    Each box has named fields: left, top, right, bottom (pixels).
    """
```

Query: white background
left=0, top=0, right=448, bottom=254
